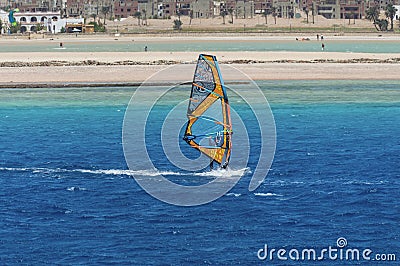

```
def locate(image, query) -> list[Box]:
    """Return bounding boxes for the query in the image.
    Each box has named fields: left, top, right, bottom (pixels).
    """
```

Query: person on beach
left=317, top=34, right=319, bottom=41
left=321, top=34, right=324, bottom=40
left=322, top=43, right=325, bottom=51
left=144, top=46, right=148, bottom=52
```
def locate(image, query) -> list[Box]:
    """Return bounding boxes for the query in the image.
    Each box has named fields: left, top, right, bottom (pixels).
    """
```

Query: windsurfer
left=183, top=54, right=232, bottom=172
left=209, top=137, right=216, bottom=170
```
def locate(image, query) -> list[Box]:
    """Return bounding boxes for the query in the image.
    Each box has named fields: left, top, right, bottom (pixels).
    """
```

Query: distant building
left=0, top=1, right=9, bottom=8
left=192, top=0, right=213, bottom=18
left=161, top=0, right=192, bottom=16
left=300, top=0, right=364, bottom=20
left=112, top=0, right=155, bottom=19
left=8, top=11, right=84, bottom=33
left=0, top=9, right=7, bottom=34
left=2, top=0, right=400, bottom=21
left=114, top=0, right=139, bottom=19
left=65, top=21, right=94, bottom=32
left=253, top=0, right=273, bottom=15
left=66, top=0, right=113, bottom=19
left=394, top=5, right=400, bottom=20
left=10, top=0, right=61, bottom=12
left=317, top=0, right=340, bottom=19
left=340, top=0, right=364, bottom=19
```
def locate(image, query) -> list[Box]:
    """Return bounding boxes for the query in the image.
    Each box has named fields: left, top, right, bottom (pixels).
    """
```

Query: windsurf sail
left=183, top=54, right=232, bottom=168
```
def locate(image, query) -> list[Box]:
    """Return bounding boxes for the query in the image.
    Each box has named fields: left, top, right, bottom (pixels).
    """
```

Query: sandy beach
left=2, top=62, right=400, bottom=87
left=2, top=33, right=400, bottom=86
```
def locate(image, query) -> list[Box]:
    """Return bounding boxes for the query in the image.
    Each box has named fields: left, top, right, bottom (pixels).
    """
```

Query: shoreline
left=2, top=34, right=400, bottom=86
left=2, top=51, right=400, bottom=64
left=3, top=55, right=400, bottom=67
left=2, top=62, right=400, bottom=88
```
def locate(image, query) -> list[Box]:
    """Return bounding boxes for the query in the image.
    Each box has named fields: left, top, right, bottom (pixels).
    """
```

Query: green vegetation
left=10, top=22, right=20, bottom=34
left=227, top=7, right=234, bottom=24
left=220, top=9, right=228, bottom=25
left=271, top=7, right=277, bottom=24
left=262, top=10, right=270, bottom=24
left=142, top=9, right=148, bottom=25
left=106, top=22, right=385, bottom=35
left=101, top=6, right=111, bottom=25
left=35, top=23, right=44, bottom=32
left=385, top=4, right=397, bottom=31
left=366, top=5, right=397, bottom=31
left=176, top=27, right=372, bottom=34
left=173, top=19, right=182, bottom=30
left=89, top=21, right=106, bottom=32
left=133, top=11, right=141, bottom=26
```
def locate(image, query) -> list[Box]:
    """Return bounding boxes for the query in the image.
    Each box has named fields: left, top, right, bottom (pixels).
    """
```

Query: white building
left=16, top=11, right=61, bottom=33
left=0, top=9, right=8, bottom=34
left=0, top=10, right=83, bottom=33
left=394, top=5, right=400, bottom=20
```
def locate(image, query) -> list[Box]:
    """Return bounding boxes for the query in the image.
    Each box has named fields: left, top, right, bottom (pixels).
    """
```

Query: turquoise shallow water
left=2, top=39, right=400, bottom=53
left=0, top=80, right=399, bottom=264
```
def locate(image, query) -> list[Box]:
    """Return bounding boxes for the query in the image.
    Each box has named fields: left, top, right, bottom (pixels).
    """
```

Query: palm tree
left=235, top=0, right=238, bottom=19
left=60, top=8, right=65, bottom=18
left=271, top=6, right=277, bottom=24
left=385, top=4, right=397, bottom=31
left=366, top=6, right=380, bottom=31
left=228, top=7, right=234, bottom=24
left=189, top=9, right=193, bottom=25
left=175, top=4, right=182, bottom=25
left=134, top=11, right=141, bottom=26
left=311, top=3, right=315, bottom=24
left=377, top=18, right=388, bottom=31
left=142, top=9, right=147, bottom=25
left=90, top=13, right=97, bottom=24
left=304, top=7, right=309, bottom=23
left=220, top=9, right=228, bottom=24
left=101, top=6, right=110, bottom=25
left=262, top=9, right=269, bottom=24
left=243, top=0, right=246, bottom=19
left=173, top=19, right=182, bottom=30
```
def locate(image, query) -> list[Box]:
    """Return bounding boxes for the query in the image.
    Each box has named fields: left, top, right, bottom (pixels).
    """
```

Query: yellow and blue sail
left=183, top=54, right=232, bottom=167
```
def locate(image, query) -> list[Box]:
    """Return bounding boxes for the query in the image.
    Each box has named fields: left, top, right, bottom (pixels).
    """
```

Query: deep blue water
left=0, top=81, right=399, bottom=264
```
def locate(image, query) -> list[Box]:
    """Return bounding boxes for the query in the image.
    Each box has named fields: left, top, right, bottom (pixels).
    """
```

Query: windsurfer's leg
left=209, top=160, right=214, bottom=170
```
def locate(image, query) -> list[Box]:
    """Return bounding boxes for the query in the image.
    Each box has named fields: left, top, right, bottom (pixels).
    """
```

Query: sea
left=2, top=38, right=400, bottom=53
left=0, top=80, right=399, bottom=265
